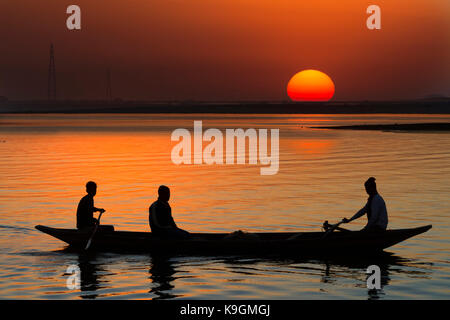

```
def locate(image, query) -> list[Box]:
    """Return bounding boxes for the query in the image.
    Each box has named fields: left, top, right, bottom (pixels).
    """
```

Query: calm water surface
left=0, top=113, right=449, bottom=299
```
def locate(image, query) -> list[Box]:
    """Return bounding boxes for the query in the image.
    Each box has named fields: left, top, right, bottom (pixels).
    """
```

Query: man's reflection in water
left=320, top=255, right=394, bottom=299
left=148, top=255, right=179, bottom=299
left=364, top=256, right=432, bottom=299
left=320, top=253, right=432, bottom=299
left=366, top=261, right=391, bottom=300
left=77, top=253, right=102, bottom=299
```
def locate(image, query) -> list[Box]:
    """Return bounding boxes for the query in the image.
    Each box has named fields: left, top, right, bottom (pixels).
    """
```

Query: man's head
left=158, top=185, right=170, bottom=202
left=86, top=181, right=97, bottom=196
left=364, top=177, right=377, bottom=196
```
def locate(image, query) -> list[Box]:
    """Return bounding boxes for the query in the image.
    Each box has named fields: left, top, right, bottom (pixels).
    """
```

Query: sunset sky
left=0, top=0, right=449, bottom=101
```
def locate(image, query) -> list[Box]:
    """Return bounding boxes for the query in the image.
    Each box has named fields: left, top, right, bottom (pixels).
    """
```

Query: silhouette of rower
left=343, top=177, right=388, bottom=232
left=76, top=181, right=105, bottom=230
left=149, top=185, right=190, bottom=239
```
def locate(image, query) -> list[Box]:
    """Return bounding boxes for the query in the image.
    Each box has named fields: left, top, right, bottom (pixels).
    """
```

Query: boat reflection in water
left=143, top=252, right=432, bottom=300
left=74, top=253, right=109, bottom=299
left=316, top=252, right=434, bottom=299
left=55, top=240, right=434, bottom=300
left=319, top=253, right=394, bottom=299
left=148, top=255, right=180, bottom=299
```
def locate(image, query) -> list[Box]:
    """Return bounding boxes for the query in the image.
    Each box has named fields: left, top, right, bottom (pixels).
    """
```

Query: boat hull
left=35, top=225, right=432, bottom=256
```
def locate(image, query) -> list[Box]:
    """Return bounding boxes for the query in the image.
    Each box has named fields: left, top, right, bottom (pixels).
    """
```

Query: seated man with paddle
left=76, top=181, right=105, bottom=230
left=342, top=177, right=388, bottom=232
left=149, top=185, right=190, bottom=239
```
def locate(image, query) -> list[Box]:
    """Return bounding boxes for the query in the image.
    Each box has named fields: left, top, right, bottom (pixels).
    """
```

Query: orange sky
left=0, top=0, right=449, bottom=101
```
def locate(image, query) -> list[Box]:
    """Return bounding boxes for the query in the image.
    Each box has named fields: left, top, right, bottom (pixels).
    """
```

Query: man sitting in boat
left=149, top=185, right=190, bottom=239
left=343, top=177, right=388, bottom=232
left=76, top=181, right=105, bottom=230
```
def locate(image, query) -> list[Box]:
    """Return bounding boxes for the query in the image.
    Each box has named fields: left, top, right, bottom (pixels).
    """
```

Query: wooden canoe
left=35, top=224, right=432, bottom=256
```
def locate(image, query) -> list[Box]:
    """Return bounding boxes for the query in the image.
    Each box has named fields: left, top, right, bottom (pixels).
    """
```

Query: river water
left=0, top=113, right=449, bottom=299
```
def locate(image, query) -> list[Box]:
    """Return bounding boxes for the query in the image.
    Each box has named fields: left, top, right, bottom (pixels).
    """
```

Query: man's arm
left=343, top=203, right=367, bottom=223
left=165, top=204, right=177, bottom=228
left=92, top=198, right=105, bottom=213
left=85, top=198, right=101, bottom=225
left=93, top=207, right=105, bottom=213
left=167, top=212, right=177, bottom=228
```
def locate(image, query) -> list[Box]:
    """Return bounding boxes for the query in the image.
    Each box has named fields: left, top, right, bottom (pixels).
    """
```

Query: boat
left=35, top=224, right=432, bottom=256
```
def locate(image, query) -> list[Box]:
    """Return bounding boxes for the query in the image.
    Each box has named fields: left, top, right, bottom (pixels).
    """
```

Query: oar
left=322, top=219, right=345, bottom=239
left=288, top=219, right=346, bottom=241
left=85, top=211, right=104, bottom=250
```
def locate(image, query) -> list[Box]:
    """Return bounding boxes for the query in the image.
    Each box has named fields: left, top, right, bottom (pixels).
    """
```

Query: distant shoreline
left=312, top=123, right=450, bottom=131
left=0, top=99, right=449, bottom=114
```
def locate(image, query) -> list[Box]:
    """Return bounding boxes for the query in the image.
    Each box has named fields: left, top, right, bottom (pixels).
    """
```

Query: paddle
left=85, top=211, right=105, bottom=250
left=322, top=219, right=346, bottom=239
left=288, top=219, right=347, bottom=241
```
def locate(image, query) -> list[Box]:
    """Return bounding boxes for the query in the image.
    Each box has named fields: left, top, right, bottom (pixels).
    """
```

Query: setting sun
left=287, top=70, right=335, bottom=102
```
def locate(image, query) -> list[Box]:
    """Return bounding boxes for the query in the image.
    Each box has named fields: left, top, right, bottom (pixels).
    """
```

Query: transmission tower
left=48, top=43, right=56, bottom=100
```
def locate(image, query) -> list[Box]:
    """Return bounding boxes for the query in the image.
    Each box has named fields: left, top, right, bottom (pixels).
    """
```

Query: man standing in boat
left=343, top=177, right=388, bottom=232
left=149, top=185, right=190, bottom=239
left=76, top=181, right=105, bottom=230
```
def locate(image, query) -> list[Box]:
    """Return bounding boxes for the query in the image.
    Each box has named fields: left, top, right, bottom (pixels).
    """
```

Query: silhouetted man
left=149, top=185, right=190, bottom=239
left=343, top=177, right=388, bottom=232
left=77, top=181, right=105, bottom=230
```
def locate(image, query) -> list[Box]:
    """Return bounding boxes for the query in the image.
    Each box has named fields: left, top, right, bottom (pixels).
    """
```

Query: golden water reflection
left=0, top=114, right=449, bottom=299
